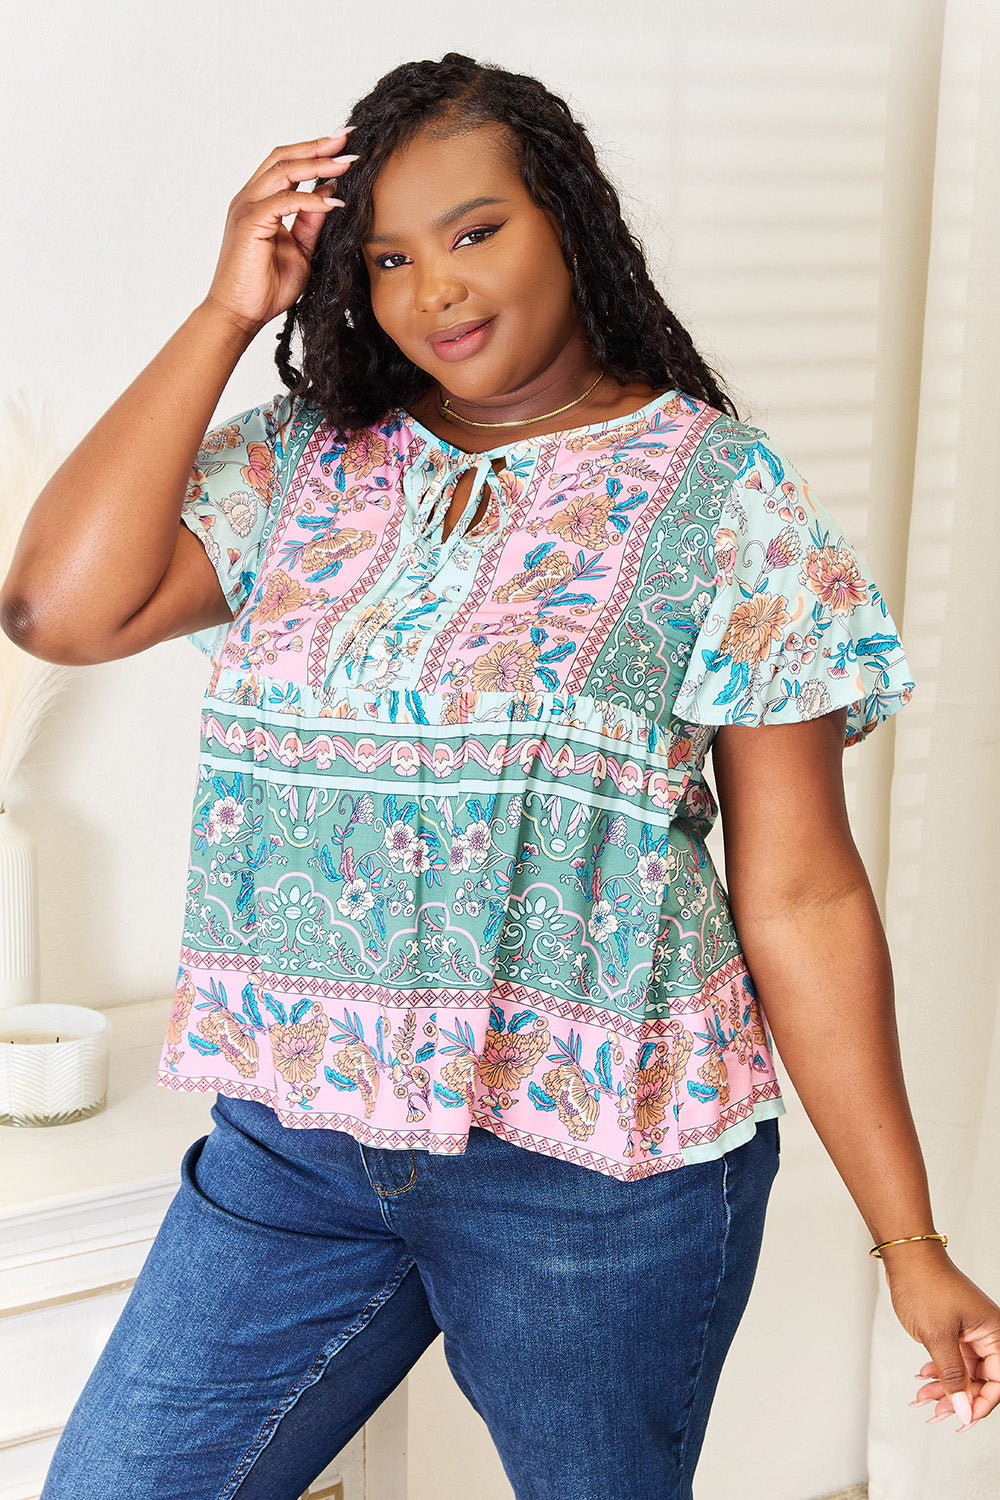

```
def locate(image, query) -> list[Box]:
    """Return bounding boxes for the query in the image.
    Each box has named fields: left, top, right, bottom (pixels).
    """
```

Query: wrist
left=872, top=1235, right=950, bottom=1269
left=193, top=296, right=265, bottom=351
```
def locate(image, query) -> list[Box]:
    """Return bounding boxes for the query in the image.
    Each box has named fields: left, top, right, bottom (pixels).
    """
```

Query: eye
left=373, top=252, right=411, bottom=271
left=453, top=223, right=503, bottom=249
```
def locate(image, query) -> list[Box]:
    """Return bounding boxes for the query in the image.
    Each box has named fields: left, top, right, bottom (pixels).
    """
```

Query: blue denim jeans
left=41, top=1095, right=780, bottom=1500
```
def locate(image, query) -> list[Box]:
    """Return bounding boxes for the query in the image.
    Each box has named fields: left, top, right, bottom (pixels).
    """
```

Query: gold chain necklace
left=437, top=370, right=605, bottom=430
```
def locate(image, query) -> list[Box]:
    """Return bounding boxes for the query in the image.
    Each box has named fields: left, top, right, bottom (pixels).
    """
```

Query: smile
left=427, top=317, right=496, bottom=361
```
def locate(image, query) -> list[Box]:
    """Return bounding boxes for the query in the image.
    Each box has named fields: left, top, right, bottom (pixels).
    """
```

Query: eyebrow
left=364, top=197, right=510, bottom=246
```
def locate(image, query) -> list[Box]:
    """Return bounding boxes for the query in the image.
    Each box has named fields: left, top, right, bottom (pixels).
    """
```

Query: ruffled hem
left=674, top=655, right=914, bottom=748
left=157, top=1070, right=784, bottom=1182
left=670, top=431, right=915, bottom=747
left=157, top=953, right=785, bottom=1182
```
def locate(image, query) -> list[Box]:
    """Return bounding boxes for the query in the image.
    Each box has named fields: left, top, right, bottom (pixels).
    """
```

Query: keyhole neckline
left=408, top=449, right=508, bottom=550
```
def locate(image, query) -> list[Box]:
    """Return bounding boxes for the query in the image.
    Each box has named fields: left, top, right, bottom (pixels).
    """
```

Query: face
left=362, top=122, right=584, bottom=403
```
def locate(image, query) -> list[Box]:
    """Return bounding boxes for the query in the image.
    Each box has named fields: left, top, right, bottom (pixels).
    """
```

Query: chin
left=434, top=360, right=521, bottom=401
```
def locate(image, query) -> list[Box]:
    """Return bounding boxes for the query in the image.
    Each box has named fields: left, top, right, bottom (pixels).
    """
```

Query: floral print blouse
left=156, top=388, right=913, bottom=1181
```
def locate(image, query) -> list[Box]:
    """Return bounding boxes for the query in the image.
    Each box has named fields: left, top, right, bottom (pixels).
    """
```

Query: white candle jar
left=0, top=1004, right=110, bottom=1127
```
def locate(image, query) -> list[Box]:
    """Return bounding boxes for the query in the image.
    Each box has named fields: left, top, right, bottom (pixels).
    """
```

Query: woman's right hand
left=1, top=132, right=359, bottom=665
left=201, top=130, right=357, bottom=338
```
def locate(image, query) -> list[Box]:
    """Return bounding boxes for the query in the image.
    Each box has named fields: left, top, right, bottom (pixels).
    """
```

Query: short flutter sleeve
left=673, top=433, right=914, bottom=746
left=181, top=393, right=291, bottom=661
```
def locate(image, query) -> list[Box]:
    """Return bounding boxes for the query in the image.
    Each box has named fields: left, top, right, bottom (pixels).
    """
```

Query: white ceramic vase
left=0, top=807, right=40, bottom=1009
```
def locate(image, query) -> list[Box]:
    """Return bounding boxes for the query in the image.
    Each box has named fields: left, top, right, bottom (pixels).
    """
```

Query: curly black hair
left=275, top=52, right=737, bottom=433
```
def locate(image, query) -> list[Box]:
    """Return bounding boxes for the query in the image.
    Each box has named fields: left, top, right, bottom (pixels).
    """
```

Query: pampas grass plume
left=0, top=395, right=72, bottom=810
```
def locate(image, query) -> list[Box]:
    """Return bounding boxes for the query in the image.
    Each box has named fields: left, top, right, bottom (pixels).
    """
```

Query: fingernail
left=951, top=1391, right=973, bottom=1426
left=321, top=198, right=345, bottom=208
left=909, top=1398, right=934, bottom=1407
left=333, top=155, right=359, bottom=164
left=926, top=1412, right=951, bottom=1423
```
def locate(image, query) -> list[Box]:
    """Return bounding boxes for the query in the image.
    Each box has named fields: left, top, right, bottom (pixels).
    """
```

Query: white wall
left=1, top=2, right=918, bottom=1495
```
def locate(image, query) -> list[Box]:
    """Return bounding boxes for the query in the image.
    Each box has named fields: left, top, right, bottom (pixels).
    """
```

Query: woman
left=6, top=51, right=998, bottom=1500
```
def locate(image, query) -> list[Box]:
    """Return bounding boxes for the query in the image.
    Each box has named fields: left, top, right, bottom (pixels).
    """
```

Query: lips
left=426, top=317, right=497, bottom=362
left=427, top=317, right=494, bottom=348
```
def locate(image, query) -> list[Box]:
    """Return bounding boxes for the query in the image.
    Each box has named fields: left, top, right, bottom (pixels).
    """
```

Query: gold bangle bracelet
left=869, top=1233, right=948, bottom=1259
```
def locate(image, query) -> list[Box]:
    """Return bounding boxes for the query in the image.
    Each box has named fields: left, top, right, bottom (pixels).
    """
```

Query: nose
left=413, top=255, right=467, bottom=316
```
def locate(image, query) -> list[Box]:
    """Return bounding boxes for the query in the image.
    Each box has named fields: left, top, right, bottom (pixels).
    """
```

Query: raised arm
left=0, top=134, right=356, bottom=665
left=713, top=709, right=1000, bottom=1429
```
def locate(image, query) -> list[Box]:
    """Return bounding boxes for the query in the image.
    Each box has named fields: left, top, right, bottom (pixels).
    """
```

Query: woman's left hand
left=885, top=1250, right=1000, bottom=1428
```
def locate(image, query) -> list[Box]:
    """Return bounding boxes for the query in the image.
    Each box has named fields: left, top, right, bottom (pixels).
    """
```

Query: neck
left=436, top=341, right=603, bottom=430
left=408, top=362, right=662, bottom=459
left=440, top=370, right=605, bottom=430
